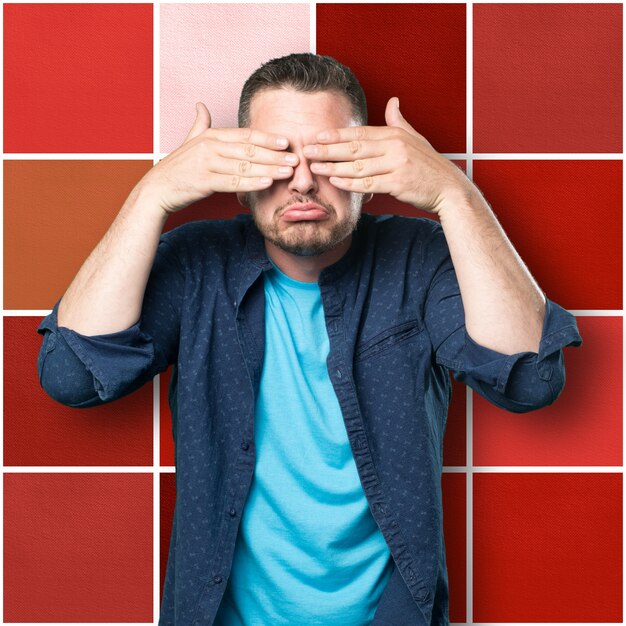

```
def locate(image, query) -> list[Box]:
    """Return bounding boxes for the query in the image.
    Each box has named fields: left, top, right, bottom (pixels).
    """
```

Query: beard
left=245, top=192, right=363, bottom=257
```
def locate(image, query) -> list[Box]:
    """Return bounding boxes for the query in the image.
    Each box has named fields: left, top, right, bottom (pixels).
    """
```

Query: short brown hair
left=238, top=53, right=367, bottom=127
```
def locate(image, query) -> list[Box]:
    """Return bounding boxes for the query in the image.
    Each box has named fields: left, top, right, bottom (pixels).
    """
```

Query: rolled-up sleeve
left=37, top=236, right=185, bottom=408
left=422, top=222, right=583, bottom=413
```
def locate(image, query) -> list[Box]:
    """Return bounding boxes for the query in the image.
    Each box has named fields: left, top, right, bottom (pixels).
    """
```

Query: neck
left=264, top=235, right=352, bottom=282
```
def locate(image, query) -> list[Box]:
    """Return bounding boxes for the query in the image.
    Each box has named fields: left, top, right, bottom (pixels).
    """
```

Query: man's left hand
left=303, top=97, right=474, bottom=215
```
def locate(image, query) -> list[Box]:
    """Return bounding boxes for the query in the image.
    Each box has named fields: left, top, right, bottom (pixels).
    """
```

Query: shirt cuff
left=37, top=297, right=161, bottom=403
left=458, top=296, right=582, bottom=404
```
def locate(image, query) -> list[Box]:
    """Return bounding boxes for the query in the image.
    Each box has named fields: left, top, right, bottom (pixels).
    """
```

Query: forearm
left=437, top=186, right=546, bottom=355
left=57, top=183, right=169, bottom=336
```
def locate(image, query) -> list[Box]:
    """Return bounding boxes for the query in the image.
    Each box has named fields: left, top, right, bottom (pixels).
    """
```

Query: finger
left=303, top=139, right=385, bottom=162
left=217, top=142, right=299, bottom=167
left=314, top=125, right=396, bottom=144
left=209, top=157, right=294, bottom=180
left=208, top=173, right=276, bottom=193
left=212, top=127, right=290, bottom=151
left=326, top=173, right=396, bottom=194
left=309, top=156, right=392, bottom=179
left=183, top=102, right=211, bottom=144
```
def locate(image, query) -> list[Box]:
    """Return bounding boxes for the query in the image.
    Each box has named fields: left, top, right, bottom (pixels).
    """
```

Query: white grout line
left=3, top=152, right=621, bottom=160
left=153, top=3, right=161, bottom=623
left=466, top=3, right=474, bottom=621
left=310, top=0, right=316, bottom=54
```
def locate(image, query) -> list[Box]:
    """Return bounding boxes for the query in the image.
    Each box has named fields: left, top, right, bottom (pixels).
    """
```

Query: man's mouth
left=281, top=202, right=330, bottom=222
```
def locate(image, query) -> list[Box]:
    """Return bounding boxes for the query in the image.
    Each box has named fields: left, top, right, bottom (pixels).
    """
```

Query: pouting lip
left=281, top=202, right=329, bottom=216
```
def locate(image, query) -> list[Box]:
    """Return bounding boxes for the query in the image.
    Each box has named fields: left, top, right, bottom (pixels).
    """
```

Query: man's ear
left=363, top=192, right=374, bottom=205
left=236, top=192, right=249, bottom=209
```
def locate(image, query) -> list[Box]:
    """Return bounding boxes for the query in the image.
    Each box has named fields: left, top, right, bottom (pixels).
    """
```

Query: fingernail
left=276, top=137, right=288, bottom=147
left=278, top=166, right=292, bottom=174
left=285, top=154, right=298, bottom=164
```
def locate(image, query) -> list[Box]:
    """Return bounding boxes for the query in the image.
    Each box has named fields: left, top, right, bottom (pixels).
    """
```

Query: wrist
left=125, top=181, right=172, bottom=222
left=435, top=183, right=487, bottom=222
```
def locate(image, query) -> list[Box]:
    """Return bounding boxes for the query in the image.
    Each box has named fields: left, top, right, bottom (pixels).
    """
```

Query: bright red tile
left=473, top=472, right=622, bottom=622
left=472, top=160, right=622, bottom=310
left=4, top=317, right=153, bottom=466
left=3, top=4, right=153, bottom=152
left=474, top=317, right=621, bottom=467
left=316, top=3, right=466, bottom=154
left=4, top=473, right=153, bottom=622
left=442, top=472, right=466, bottom=623
left=474, top=4, right=622, bottom=153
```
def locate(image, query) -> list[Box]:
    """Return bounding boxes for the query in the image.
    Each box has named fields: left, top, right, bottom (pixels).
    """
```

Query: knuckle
left=363, top=176, right=374, bottom=190
left=238, top=160, right=250, bottom=174
left=230, top=175, right=241, bottom=190
left=244, top=142, right=256, bottom=158
left=353, top=159, right=364, bottom=172
left=355, top=126, right=366, bottom=140
left=349, top=140, right=360, bottom=154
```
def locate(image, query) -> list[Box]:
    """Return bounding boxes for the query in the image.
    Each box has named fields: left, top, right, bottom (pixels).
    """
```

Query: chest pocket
left=354, top=318, right=423, bottom=362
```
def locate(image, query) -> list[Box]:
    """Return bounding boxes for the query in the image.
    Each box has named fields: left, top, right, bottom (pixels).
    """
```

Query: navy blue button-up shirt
left=37, top=212, right=583, bottom=625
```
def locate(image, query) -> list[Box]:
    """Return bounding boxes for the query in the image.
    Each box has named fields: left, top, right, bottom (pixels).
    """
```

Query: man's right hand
left=139, top=102, right=298, bottom=215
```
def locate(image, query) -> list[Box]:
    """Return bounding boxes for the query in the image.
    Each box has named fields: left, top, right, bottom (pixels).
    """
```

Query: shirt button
left=336, top=368, right=343, bottom=379
left=213, top=575, right=222, bottom=584
left=240, top=441, right=249, bottom=451
left=229, top=508, right=237, bottom=517
left=233, top=300, right=237, bottom=308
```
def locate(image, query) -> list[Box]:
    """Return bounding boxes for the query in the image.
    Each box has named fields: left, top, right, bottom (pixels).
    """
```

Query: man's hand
left=139, top=102, right=299, bottom=215
left=303, top=97, right=472, bottom=215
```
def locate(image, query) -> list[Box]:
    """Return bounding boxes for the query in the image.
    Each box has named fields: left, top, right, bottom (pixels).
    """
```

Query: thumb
left=384, top=97, right=415, bottom=134
left=183, top=102, right=212, bottom=143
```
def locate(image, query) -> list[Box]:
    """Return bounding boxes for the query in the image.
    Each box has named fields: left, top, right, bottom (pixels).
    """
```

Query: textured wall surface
left=3, top=2, right=622, bottom=624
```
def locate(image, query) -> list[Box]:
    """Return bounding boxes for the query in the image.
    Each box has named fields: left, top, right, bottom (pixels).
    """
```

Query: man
left=37, top=53, right=582, bottom=625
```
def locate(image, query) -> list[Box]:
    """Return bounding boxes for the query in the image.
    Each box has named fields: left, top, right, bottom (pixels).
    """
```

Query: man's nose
left=287, top=153, right=318, bottom=196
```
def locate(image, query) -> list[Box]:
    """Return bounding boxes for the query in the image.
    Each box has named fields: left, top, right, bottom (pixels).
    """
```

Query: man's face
left=238, top=88, right=367, bottom=257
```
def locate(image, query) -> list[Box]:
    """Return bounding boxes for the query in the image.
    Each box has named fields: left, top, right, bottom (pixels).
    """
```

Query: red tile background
left=4, top=317, right=153, bottom=466
left=4, top=473, right=153, bottom=622
left=474, top=3, right=622, bottom=153
left=474, top=316, right=622, bottom=467
left=472, top=159, right=622, bottom=311
left=316, top=3, right=467, bottom=154
left=3, top=2, right=621, bottom=624
left=3, top=3, right=153, bottom=153
left=473, top=472, right=622, bottom=622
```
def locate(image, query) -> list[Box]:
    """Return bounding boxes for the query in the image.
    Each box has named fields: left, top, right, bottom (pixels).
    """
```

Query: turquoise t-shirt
left=214, top=259, right=393, bottom=625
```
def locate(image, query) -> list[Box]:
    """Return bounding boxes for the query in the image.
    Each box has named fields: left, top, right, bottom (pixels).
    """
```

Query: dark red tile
left=472, top=160, right=622, bottom=310
left=442, top=472, right=466, bottom=623
left=317, top=3, right=466, bottom=154
left=4, top=317, right=153, bottom=466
